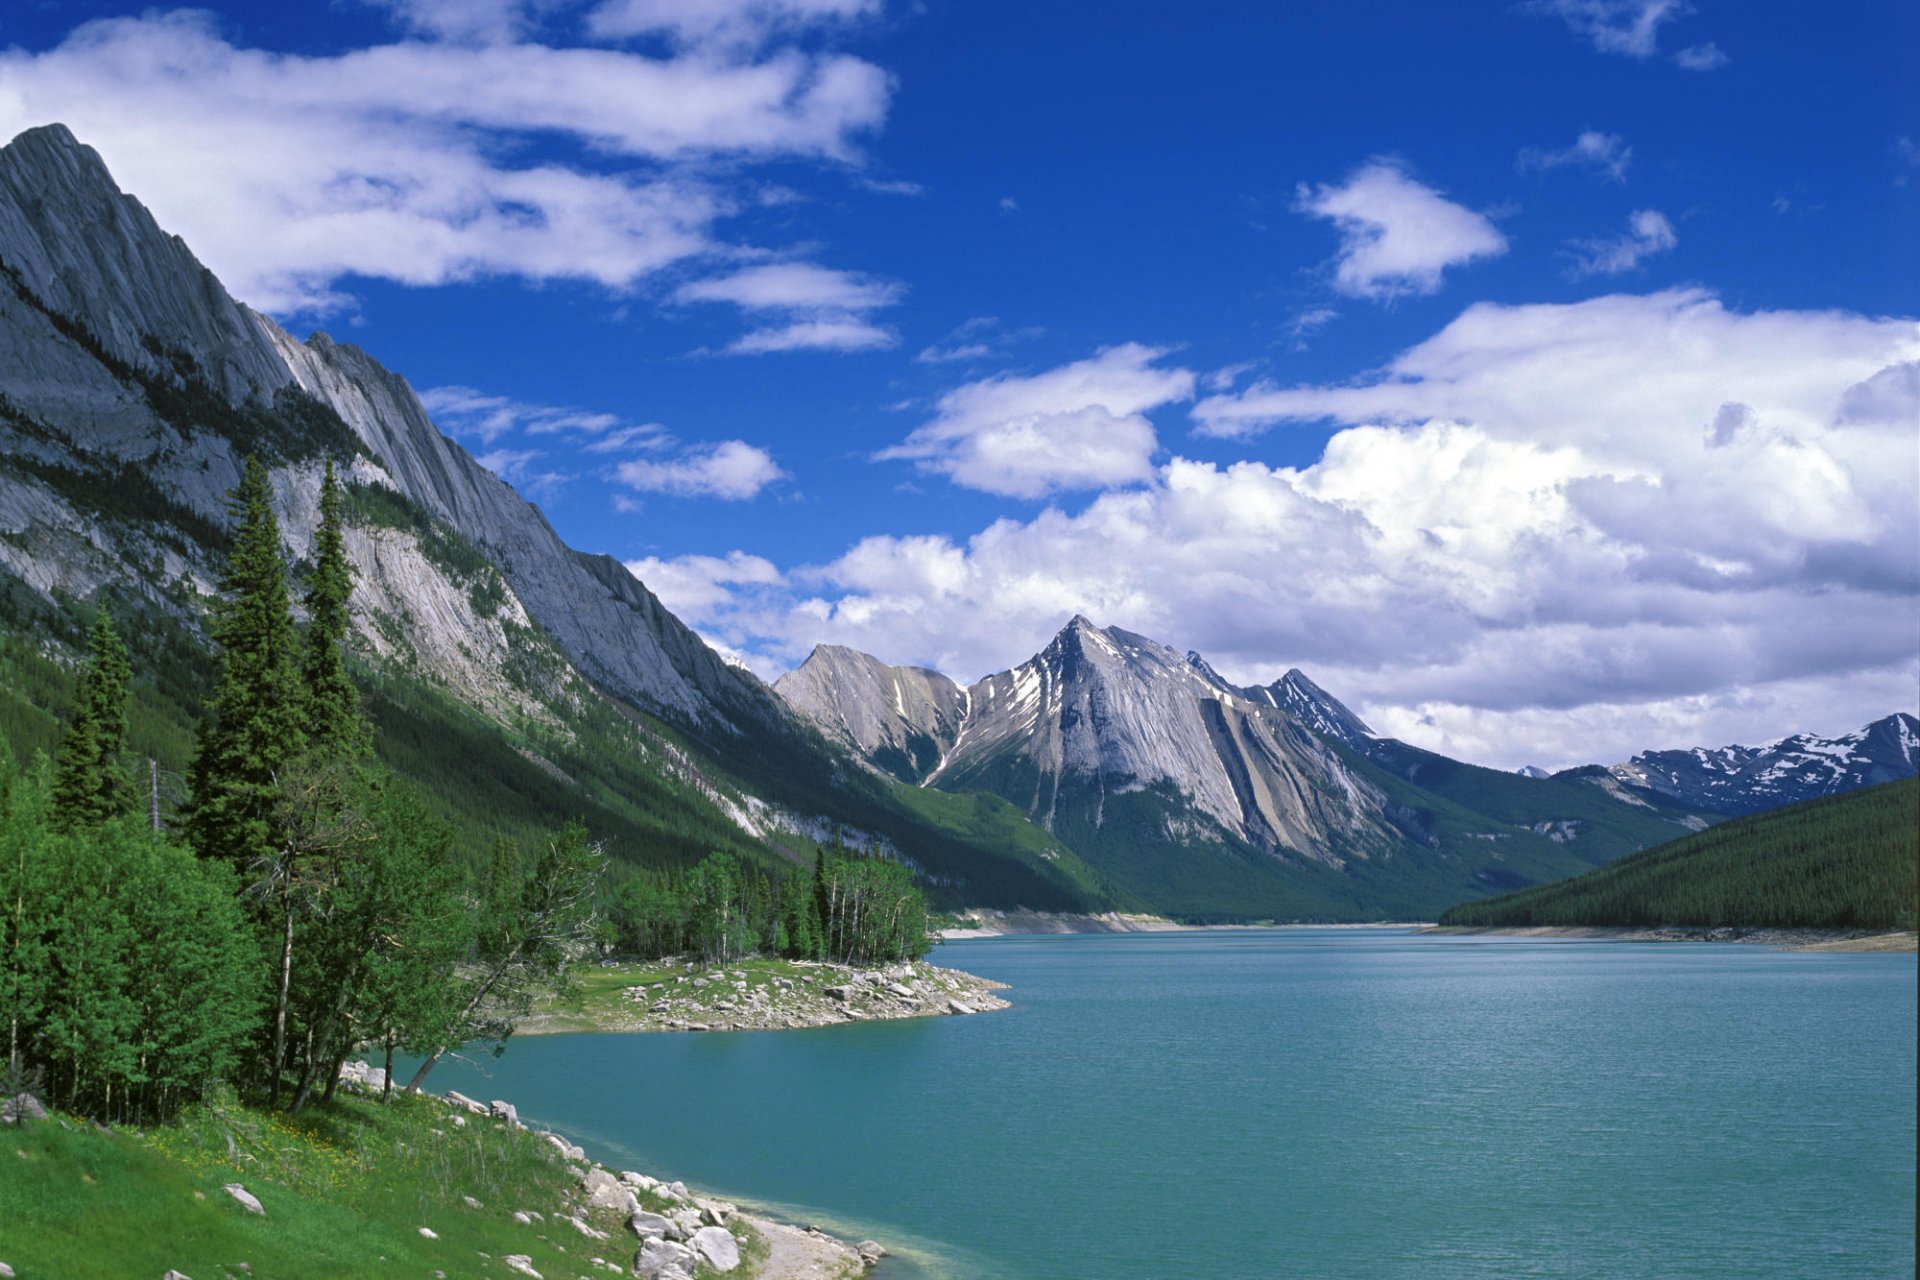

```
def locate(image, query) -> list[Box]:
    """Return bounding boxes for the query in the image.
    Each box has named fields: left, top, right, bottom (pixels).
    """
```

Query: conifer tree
left=187, top=456, right=306, bottom=871
left=50, top=609, right=134, bottom=831
left=301, top=460, right=368, bottom=762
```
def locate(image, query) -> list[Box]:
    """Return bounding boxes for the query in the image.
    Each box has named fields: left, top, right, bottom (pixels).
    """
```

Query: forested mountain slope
left=1438, top=778, right=1918, bottom=930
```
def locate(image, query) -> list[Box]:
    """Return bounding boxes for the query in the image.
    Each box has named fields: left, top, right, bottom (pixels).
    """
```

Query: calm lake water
left=429, top=930, right=1916, bottom=1279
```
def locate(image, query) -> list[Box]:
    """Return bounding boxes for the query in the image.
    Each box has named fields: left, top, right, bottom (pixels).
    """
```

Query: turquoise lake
left=428, top=930, right=1917, bottom=1279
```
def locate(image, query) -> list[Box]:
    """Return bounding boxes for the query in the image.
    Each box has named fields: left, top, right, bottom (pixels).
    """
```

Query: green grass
left=1438, top=777, right=1919, bottom=930
left=0, top=1085, right=749, bottom=1280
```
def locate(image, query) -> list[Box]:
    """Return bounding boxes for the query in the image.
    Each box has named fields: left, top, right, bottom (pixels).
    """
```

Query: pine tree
left=186, top=456, right=306, bottom=871
left=302, top=460, right=368, bottom=762
left=50, top=609, right=134, bottom=831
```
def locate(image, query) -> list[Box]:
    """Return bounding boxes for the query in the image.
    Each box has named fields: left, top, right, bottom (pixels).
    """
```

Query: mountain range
left=1, top=122, right=1912, bottom=920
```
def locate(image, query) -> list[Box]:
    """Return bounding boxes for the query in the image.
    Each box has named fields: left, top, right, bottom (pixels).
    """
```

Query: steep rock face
left=1245, top=668, right=1375, bottom=749
left=1607, top=713, right=1919, bottom=815
left=0, top=122, right=771, bottom=730
left=773, top=645, right=968, bottom=782
left=782, top=617, right=1394, bottom=866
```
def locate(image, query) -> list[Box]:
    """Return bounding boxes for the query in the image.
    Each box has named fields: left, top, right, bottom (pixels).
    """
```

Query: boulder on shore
left=690, top=1226, right=740, bottom=1273
left=633, top=1237, right=697, bottom=1277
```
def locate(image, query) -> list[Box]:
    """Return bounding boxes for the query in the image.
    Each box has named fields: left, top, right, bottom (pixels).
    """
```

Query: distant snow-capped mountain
left=1606, top=714, right=1919, bottom=816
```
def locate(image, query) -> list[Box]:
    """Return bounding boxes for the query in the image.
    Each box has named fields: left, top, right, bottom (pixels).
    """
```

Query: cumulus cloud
left=1565, top=208, right=1678, bottom=276
left=676, top=261, right=902, bottom=353
left=625, top=550, right=786, bottom=616
left=0, top=9, right=890, bottom=312
left=1296, top=160, right=1507, bottom=301
left=670, top=294, right=1918, bottom=767
left=615, top=439, right=787, bottom=498
left=876, top=345, right=1195, bottom=498
left=1519, top=131, right=1633, bottom=182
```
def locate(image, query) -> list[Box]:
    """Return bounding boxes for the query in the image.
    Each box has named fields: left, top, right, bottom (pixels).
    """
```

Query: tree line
left=1, top=459, right=600, bottom=1124
left=603, top=845, right=932, bottom=967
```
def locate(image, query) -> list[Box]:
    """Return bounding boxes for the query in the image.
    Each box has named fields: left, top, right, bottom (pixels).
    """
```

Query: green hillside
left=0, top=580, right=1103, bottom=912
left=1437, top=777, right=1918, bottom=930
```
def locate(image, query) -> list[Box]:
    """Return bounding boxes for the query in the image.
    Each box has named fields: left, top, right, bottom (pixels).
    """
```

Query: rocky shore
left=338, top=1061, right=883, bottom=1279
left=938, top=910, right=1184, bottom=938
left=521, top=957, right=1011, bottom=1036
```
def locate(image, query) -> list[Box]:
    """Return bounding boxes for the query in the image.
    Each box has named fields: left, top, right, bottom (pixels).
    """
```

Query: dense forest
left=0, top=457, right=931, bottom=1130
left=1438, top=777, right=1918, bottom=930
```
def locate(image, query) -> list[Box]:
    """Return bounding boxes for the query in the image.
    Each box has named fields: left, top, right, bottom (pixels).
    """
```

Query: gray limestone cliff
left=0, top=122, right=772, bottom=731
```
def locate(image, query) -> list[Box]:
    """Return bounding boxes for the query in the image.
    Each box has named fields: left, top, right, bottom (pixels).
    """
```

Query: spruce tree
left=302, top=461, right=369, bottom=762
left=50, top=609, right=134, bottom=831
left=186, top=456, right=306, bottom=871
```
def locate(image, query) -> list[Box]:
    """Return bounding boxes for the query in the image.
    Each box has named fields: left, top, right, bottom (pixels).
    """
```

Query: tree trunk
left=271, top=880, right=295, bottom=1107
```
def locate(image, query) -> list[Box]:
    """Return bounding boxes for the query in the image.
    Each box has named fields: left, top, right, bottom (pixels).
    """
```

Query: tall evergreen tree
left=186, top=456, right=306, bottom=871
left=50, top=608, right=134, bottom=831
left=301, top=460, right=368, bottom=762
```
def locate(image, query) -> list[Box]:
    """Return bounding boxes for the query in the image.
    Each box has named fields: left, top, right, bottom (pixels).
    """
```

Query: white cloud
left=615, top=439, right=787, bottom=498
left=1285, top=307, right=1340, bottom=351
left=474, top=446, right=569, bottom=498
left=365, top=0, right=539, bottom=43
left=1528, top=0, right=1680, bottom=58
left=1673, top=41, right=1728, bottom=70
left=1526, top=1, right=1728, bottom=69
left=727, top=317, right=896, bottom=353
left=1565, top=208, right=1678, bottom=277
left=675, top=262, right=901, bottom=312
left=668, top=295, right=1918, bottom=768
left=676, top=261, right=902, bottom=353
left=877, top=344, right=1195, bottom=498
left=0, top=10, right=890, bottom=312
left=916, top=316, right=1039, bottom=364
left=1295, top=160, right=1507, bottom=301
left=421, top=384, right=655, bottom=446
left=1519, top=131, right=1633, bottom=182
left=625, top=550, right=785, bottom=615
left=588, top=0, right=883, bottom=49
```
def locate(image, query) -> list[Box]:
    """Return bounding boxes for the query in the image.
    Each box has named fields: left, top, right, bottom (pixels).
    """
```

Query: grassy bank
left=0, top=1084, right=763, bottom=1280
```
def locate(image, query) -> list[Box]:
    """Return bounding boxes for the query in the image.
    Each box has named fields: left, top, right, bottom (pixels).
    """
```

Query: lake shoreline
left=518, top=956, right=1011, bottom=1036
left=1420, top=924, right=1918, bottom=952
left=938, top=911, right=1428, bottom=938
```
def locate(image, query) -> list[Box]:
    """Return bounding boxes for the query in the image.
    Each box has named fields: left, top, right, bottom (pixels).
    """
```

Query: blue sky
left=1, top=0, right=1916, bottom=767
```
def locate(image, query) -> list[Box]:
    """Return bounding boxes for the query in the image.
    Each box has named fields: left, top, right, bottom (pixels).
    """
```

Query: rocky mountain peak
left=0, top=123, right=290, bottom=403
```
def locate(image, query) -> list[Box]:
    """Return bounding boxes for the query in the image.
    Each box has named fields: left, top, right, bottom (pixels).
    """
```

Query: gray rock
left=446, top=1091, right=488, bottom=1115
left=162, top=1272, right=189, bottom=1280
left=418, top=1226, right=438, bottom=1239
left=825, top=985, right=855, bottom=1002
left=490, top=1100, right=519, bottom=1127
left=0, top=1263, right=15, bottom=1278
left=857, top=1239, right=889, bottom=1265
left=628, top=1210, right=673, bottom=1240
left=1, top=1093, right=47, bottom=1124
left=583, top=1167, right=632, bottom=1211
left=690, top=1226, right=741, bottom=1273
left=221, top=1183, right=264, bottom=1215
left=502, top=1256, right=542, bottom=1278
left=947, top=999, right=974, bottom=1015
left=632, top=1238, right=697, bottom=1278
